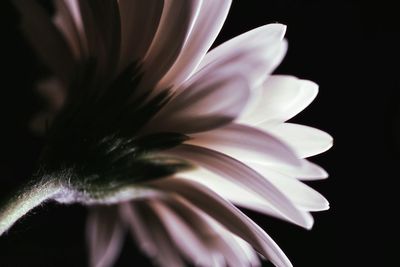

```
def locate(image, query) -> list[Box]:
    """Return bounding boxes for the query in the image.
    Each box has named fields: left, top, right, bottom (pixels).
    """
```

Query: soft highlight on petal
left=239, top=75, right=319, bottom=126
left=139, top=0, right=202, bottom=94
left=166, top=144, right=310, bottom=227
left=157, top=0, right=232, bottom=89
left=264, top=123, right=333, bottom=158
left=180, top=168, right=314, bottom=229
left=187, top=123, right=302, bottom=167
left=150, top=178, right=293, bottom=267
left=86, top=207, right=125, bottom=267
left=145, top=69, right=251, bottom=133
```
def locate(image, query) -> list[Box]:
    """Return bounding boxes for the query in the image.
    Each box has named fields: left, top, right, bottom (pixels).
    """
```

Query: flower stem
left=0, top=178, right=61, bottom=235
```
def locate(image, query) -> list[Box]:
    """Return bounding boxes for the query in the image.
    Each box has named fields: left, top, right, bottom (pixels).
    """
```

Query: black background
left=0, top=0, right=399, bottom=266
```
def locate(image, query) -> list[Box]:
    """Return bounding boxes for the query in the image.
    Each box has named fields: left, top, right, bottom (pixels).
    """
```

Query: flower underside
left=38, top=63, right=191, bottom=202
left=0, top=1, right=333, bottom=266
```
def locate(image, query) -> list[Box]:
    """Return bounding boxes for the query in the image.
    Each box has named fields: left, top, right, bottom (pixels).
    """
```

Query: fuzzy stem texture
left=0, top=179, right=61, bottom=235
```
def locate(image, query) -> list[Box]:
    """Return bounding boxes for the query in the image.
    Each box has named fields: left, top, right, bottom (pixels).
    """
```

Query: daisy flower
left=1, top=1, right=333, bottom=267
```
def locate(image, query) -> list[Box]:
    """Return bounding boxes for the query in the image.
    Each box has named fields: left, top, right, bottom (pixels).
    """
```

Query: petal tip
left=268, top=23, right=287, bottom=40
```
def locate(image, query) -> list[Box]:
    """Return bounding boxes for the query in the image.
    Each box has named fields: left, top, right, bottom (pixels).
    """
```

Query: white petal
left=181, top=169, right=313, bottom=228
left=195, top=26, right=287, bottom=92
left=157, top=0, right=232, bottom=89
left=119, top=202, right=158, bottom=257
left=233, top=236, right=262, bottom=267
left=244, top=168, right=329, bottom=211
left=145, top=70, right=250, bottom=134
left=118, top=0, right=163, bottom=71
left=167, top=144, right=309, bottom=228
left=248, top=160, right=329, bottom=181
left=141, top=201, right=186, bottom=267
left=166, top=196, right=252, bottom=267
left=268, top=174, right=329, bottom=212
left=86, top=207, right=124, bottom=267
left=188, top=123, right=302, bottom=167
left=140, top=0, right=202, bottom=92
left=259, top=123, right=333, bottom=158
left=239, top=75, right=318, bottom=126
left=13, top=0, right=75, bottom=81
left=122, top=201, right=185, bottom=267
left=199, top=23, right=287, bottom=72
left=150, top=178, right=293, bottom=267
left=148, top=200, right=212, bottom=266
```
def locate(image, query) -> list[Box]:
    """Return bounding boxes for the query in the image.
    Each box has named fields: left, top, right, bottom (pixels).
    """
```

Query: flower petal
left=13, top=0, right=75, bottom=81
left=181, top=169, right=313, bottom=228
left=121, top=201, right=185, bottom=267
left=150, top=178, right=293, bottom=267
left=139, top=201, right=186, bottom=267
left=145, top=71, right=250, bottom=133
left=232, top=236, right=262, bottom=267
left=119, top=202, right=158, bottom=257
left=148, top=199, right=213, bottom=266
left=196, top=25, right=287, bottom=92
left=167, top=144, right=309, bottom=227
left=86, top=206, right=124, bottom=267
left=166, top=196, right=253, bottom=267
left=118, top=0, right=163, bottom=71
left=194, top=29, right=286, bottom=96
left=140, top=0, right=202, bottom=92
left=265, top=171, right=329, bottom=211
left=262, top=123, right=333, bottom=158
left=157, top=0, right=232, bottom=89
left=247, top=160, right=329, bottom=181
left=78, top=0, right=121, bottom=79
left=187, top=123, right=302, bottom=167
left=239, top=75, right=319, bottom=126
left=237, top=167, right=329, bottom=212
left=53, top=0, right=83, bottom=59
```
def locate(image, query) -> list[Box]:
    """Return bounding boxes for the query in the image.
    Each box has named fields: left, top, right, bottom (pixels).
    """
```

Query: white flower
left=2, top=1, right=333, bottom=267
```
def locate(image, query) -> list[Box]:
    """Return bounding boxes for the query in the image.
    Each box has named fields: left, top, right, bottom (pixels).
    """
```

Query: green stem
left=0, top=178, right=61, bottom=235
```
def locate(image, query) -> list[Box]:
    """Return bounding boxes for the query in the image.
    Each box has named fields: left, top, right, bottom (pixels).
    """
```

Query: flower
left=1, top=1, right=333, bottom=267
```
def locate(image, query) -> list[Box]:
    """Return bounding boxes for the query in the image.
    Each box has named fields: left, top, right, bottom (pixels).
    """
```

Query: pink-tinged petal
left=53, top=0, right=83, bottom=59
left=148, top=199, right=213, bottom=266
left=233, top=236, right=262, bottom=267
left=118, top=0, right=163, bottom=71
left=139, top=0, right=202, bottom=93
left=86, top=206, right=124, bottom=267
left=240, top=75, right=319, bottom=126
left=78, top=0, right=121, bottom=79
left=181, top=169, right=313, bottom=228
left=150, top=178, right=293, bottom=267
left=260, top=123, right=333, bottom=158
left=199, top=23, right=286, bottom=69
left=62, top=0, right=86, bottom=40
left=166, top=196, right=252, bottom=267
left=233, top=166, right=328, bottom=211
left=157, top=0, right=232, bottom=89
left=13, top=0, right=75, bottom=82
left=247, top=160, right=329, bottom=181
left=196, top=29, right=286, bottom=93
left=119, top=202, right=158, bottom=257
left=139, top=201, right=186, bottom=267
left=265, top=171, right=329, bottom=212
left=188, top=123, right=302, bottom=167
left=144, top=71, right=250, bottom=134
left=166, top=144, right=309, bottom=228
